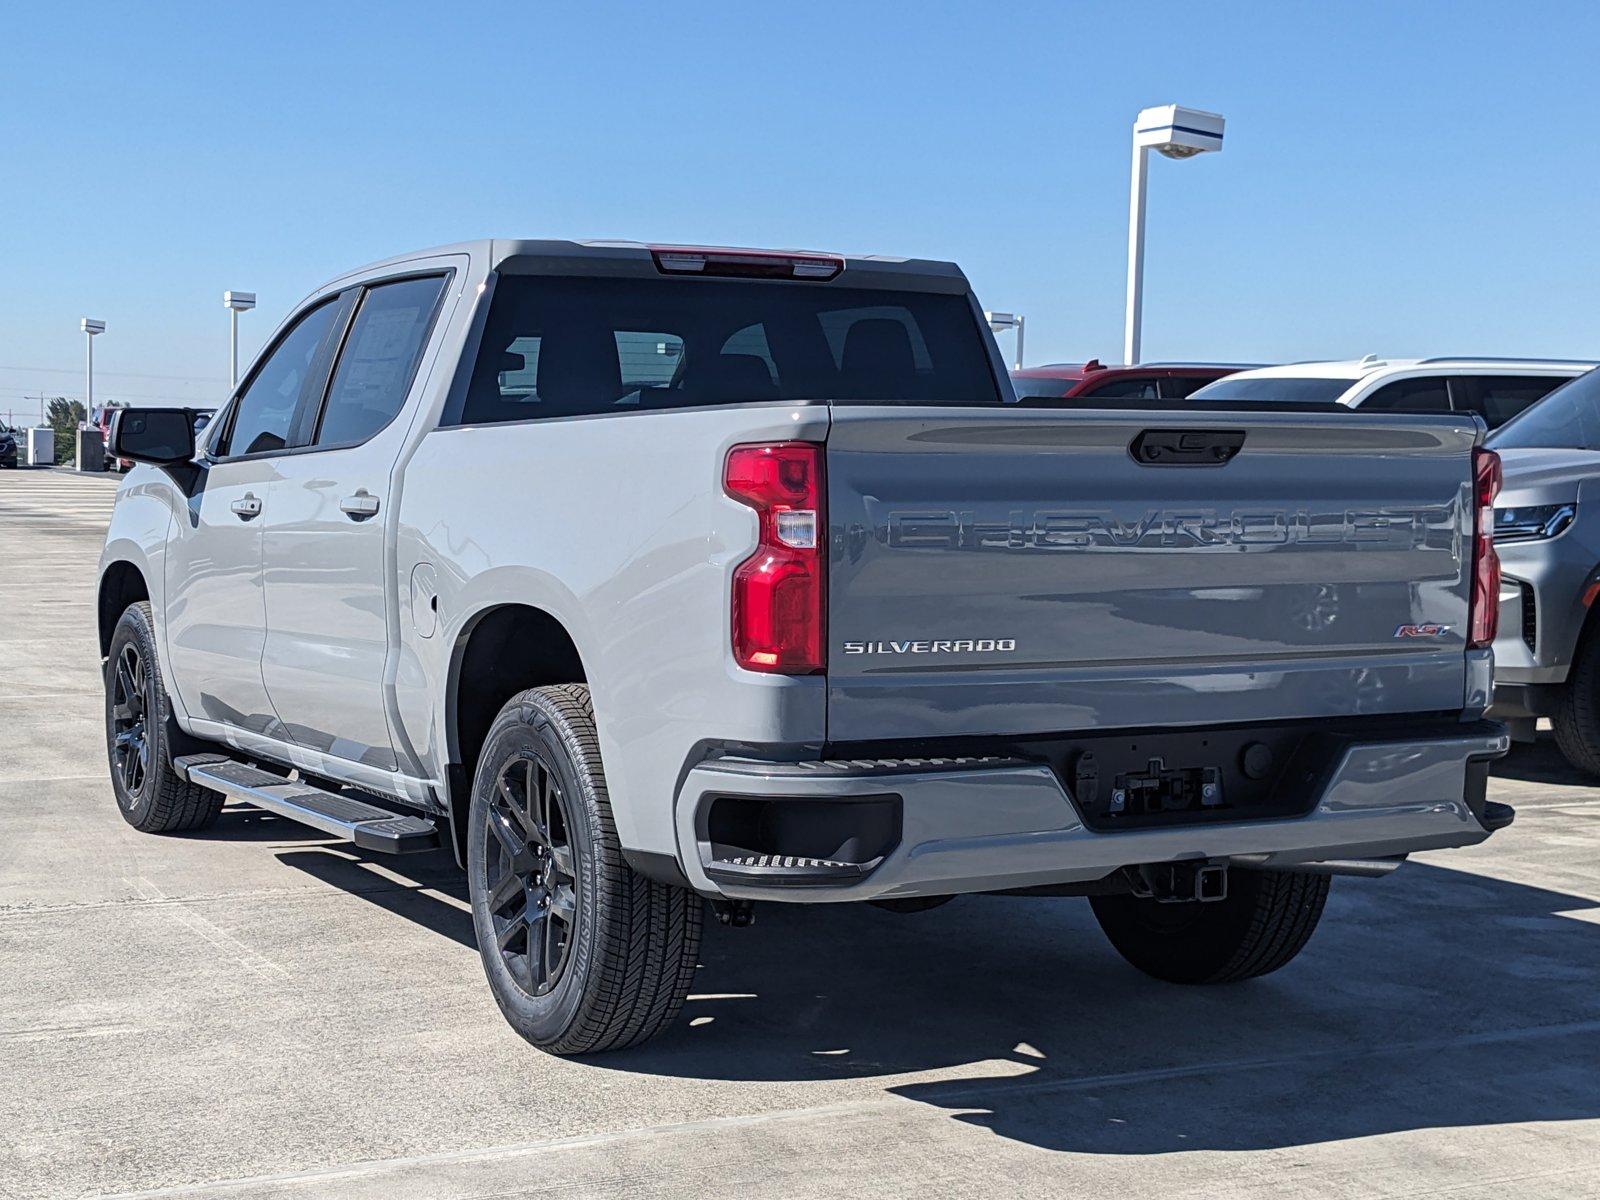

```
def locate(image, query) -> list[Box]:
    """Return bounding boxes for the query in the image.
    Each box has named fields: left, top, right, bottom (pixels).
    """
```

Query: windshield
left=1489, top=367, right=1600, bottom=450
left=455, top=276, right=1002, bottom=424
left=1188, top=376, right=1352, bottom=404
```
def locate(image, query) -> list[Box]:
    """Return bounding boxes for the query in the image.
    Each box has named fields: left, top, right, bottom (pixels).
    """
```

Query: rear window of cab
left=448, top=276, right=1001, bottom=425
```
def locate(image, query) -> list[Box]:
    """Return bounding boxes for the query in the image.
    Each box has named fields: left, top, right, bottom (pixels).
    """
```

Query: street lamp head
left=1134, top=104, right=1225, bottom=159
left=985, top=311, right=1021, bottom=332
left=80, top=318, right=106, bottom=336
left=223, top=291, right=257, bottom=312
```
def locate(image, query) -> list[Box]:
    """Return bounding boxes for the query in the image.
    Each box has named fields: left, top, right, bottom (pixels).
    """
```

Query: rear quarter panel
left=394, top=403, right=830, bottom=856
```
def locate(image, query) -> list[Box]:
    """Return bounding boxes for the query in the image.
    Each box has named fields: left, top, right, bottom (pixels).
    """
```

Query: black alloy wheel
left=110, top=642, right=152, bottom=796
left=484, top=751, right=579, bottom=997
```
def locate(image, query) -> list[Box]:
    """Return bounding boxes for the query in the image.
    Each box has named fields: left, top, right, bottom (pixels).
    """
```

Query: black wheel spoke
left=486, top=802, right=537, bottom=875
left=484, top=749, right=582, bottom=998
left=548, top=843, right=575, bottom=879
left=526, top=759, right=551, bottom=847
left=120, top=736, right=140, bottom=789
left=110, top=644, right=151, bottom=799
left=115, top=661, right=137, bottom=707
left=525, top=906, right=549, bottom=988
left=549, top=881, right=576, bottom=924
left=496, top=907, right=527, bottom=952
left=487, top=868, right=522, bottom=914
left=541, top=909, right=561, bottom=989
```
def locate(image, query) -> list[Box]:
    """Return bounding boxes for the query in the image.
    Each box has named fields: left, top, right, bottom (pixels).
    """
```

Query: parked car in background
left=1190, top=357, right=1594, bottom=428
left=192, top=408, right=216, bottom=436
left=1482, top=368, right=1600, bottom=771
left=94, top=405, right=129, bottom=471
left=1010, top=360, right=1252, bottom=404
left=0, top=424, right=18, bottom=469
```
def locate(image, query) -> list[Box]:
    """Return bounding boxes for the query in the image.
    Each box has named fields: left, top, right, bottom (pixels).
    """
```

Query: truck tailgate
left=824, top=407, right=1479, bottom=741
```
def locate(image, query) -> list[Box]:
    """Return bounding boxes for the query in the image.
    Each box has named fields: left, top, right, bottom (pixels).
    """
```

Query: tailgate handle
left=1130, top=429, right=1245, bottom=467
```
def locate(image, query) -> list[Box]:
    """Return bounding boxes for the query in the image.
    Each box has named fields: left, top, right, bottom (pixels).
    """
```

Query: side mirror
left=110, top=408, right=196, bottom=465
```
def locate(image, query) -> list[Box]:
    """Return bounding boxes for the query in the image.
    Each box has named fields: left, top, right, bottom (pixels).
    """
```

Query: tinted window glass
left=1490, top=369, right=1600, bottom=450
left=220, top=300, right=340, bottom=456
left=499, top=336, right=541, bottom=396
left=615, top=331, right=685, bottom=388
left=1188, top=377, right=1352, bottom=404
left=455, top=276, right=999, bottom=424
left=316, top=276, right=446, bottom=447
left=1010, top=375, right=1073, bottom=400
left=1359, top=377, right=1452, bottom=413
left=1454, top=375, right=1568, bottom=429
left=1082, top=376, right=1159, bottom=400
left=1161, top=376, right=1221, bottom=400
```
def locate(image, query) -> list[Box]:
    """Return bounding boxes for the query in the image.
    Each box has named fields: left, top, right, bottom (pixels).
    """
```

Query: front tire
left=1090, top=867, right=1329, bottom=984
left=1554, top=631, right=1600, bottom=777
left=104, top=602, right=224, bottom=833
left=467, top=684, right=702, bottom=1055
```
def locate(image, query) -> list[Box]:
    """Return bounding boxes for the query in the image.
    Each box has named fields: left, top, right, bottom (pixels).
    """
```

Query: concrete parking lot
left=4, top=467, right=1600, bottom=1199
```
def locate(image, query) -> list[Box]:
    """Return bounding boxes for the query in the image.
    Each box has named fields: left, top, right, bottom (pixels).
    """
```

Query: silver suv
left=1191, top=356, right=1592, bottom=427
left=1486, top=368, right=1600, bottom=771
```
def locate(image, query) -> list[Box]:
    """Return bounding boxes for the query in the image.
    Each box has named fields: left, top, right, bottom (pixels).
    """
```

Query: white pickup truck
left=100, top=239, right=1511, bottom=1054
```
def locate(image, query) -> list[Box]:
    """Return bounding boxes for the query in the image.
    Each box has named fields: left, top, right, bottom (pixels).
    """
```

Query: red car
left=1009, top=360, right=1257, bottom=405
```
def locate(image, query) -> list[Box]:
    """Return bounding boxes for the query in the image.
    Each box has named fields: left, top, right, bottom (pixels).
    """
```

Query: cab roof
left=335, top=238, right=971, bottom=295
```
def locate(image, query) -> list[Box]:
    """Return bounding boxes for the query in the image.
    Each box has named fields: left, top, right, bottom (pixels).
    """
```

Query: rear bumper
left=671, top=722, right=1511, bottom=902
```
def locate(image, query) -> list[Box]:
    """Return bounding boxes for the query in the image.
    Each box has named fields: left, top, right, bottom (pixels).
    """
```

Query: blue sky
left=3, top=1, right=1599, bottom=418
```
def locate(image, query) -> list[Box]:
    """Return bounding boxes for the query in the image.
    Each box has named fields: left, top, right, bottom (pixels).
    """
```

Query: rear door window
left=314, top=275, right=448, bottom=447
left=1160, top=376, right=1215, bottom=400
left=1451, top=375, right=1568, bottom=429
left=1359, top=377, right=1452, bottom=413
left=452, top=276, right=999, bottom=424
left=1010, top=376, right=1073, bottom=400
left=1080, top=376, right=1159, bottom=400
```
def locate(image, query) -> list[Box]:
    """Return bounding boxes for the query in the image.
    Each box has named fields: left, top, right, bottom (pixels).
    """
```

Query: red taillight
left=1470, top=447, right=1502, bottom=649
left=651, top=245, right=843, bottom=281
left=725, top=442, right=825, bottom=673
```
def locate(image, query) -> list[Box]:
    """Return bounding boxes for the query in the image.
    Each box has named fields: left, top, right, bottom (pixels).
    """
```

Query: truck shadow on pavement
left=246, top=737, right=1600, bottom=1156
left=621, top=858, right=1600, bottom=1155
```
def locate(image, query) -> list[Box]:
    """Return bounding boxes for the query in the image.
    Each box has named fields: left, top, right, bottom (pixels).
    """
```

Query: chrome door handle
left=340, top=491, right=381, bottom=520
left=230, top=493, right=262, bottom=521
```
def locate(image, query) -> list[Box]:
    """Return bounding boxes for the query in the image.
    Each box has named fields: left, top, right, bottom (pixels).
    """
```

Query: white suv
left=1189, top=356, right=1594, bottom=428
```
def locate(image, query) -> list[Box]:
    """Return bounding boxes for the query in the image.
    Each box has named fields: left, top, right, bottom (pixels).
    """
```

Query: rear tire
left=104, top=602, right=224, bottom=833
left=1090, top=867, right=1329, bottom=984
left=467, top=684, right=702, bottom=1055
left=1554, top=632, right=1600, bottom=777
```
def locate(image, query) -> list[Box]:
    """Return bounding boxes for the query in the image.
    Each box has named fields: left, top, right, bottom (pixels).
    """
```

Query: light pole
left=1123, top=104, right=1225, bottom=365
left=985, top=311, right=1026, bottom=370
left=81, top=318, right=105, bottom=414
left=224, top=291, right=256, bottom=387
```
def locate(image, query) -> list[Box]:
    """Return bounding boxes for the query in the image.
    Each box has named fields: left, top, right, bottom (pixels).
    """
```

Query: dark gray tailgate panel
left=824, top=406, right=1479, bottom=741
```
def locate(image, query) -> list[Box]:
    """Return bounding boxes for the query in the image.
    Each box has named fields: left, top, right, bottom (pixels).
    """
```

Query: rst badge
left=1394, top=623, right=1450, bottom=639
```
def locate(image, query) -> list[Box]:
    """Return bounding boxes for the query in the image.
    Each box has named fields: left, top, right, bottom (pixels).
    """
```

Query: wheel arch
left=442, top=602, right=589, bottom=864
left=97, top=558, right=150, bottom=658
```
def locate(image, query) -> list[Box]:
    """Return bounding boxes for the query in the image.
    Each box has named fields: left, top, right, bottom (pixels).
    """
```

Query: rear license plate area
left=1064, top=725, right=1329, bottom=830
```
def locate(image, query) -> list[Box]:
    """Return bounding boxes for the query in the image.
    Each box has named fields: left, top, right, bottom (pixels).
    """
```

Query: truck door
left=260, top=271, right=454, bottom=773
left=164, top=297, right=345, bottom=737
